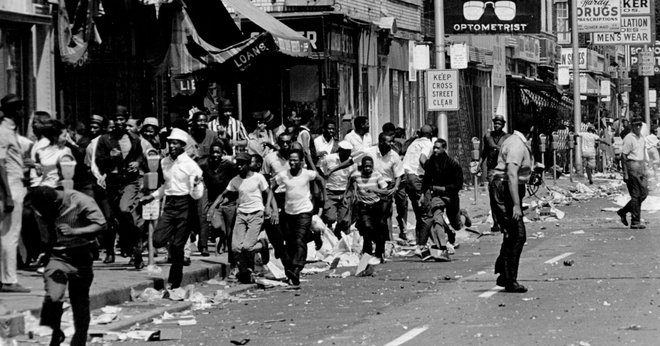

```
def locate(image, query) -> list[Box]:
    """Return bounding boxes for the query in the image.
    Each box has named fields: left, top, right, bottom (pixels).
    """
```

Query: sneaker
left=630, top=224, right=646, bottom=229
left=435, top=250, right=451, bottom=262
left=0, top=283, right=31, bottom=293
left=445, top=243, right=455, bottom=255
left=368, top=256, right=382, bottom=266
left=616, top=209, right=629, bottom=226
left=504, top=282, right=528, bottom=293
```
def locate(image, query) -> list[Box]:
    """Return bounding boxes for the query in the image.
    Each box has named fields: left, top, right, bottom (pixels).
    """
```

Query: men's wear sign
left=426, top=70, right=459, bottom=111
left=592, top=0, right=655, bottom=45
left=444, top=0, right=541, bottom=34
left=577, top=0, right=621, bottom=32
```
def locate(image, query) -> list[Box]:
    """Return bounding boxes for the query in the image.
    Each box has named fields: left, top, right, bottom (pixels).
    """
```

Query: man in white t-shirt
left=319, top=141, right=354, bottom=237
left=343, top=116, right=372, bottom=157
left=314, top=120, right=337, bottom=159
left=577, top=125, right=604, bottom=184
left=220, top=152, right=272, bottom=284
left=272, top=149, right=323, bottom=287
left=402, top=125, right=434, bottom=248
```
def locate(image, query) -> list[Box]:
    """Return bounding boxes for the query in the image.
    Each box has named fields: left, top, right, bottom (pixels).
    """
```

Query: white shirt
left=35, top=145, right=73, bottom=188
left=357, top=146, right=404, bottom=183
left=314, top=135, right=335, bottom=157
left=622, top=132, right=647, bottom=162
left=262, top=152, right=289, bottom=192
left=320, top=153, right=354, bottom=191
left=275, top=169, right=317, bottom=215
left=227, top=172, right=269, bottom=214
left=578, top=132, right=600, bottom=157
left=153, top=152, right=204, bottom=200
left=402, top=137, right=433, bottom=175
left=30, top=137, right=51, bottom=187
left=344, top=130, right=372, bottom=156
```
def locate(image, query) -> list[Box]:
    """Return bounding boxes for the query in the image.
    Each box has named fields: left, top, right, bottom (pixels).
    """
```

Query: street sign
left=426, top=70, right=459, bottom=111
left=639, top=50, right=655, bottom=75
left=577, top=0, right=621, bottom=32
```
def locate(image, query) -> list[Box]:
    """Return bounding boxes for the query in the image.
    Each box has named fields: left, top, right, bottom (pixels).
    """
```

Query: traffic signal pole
left=434, top=0, right=448, bottom=140
left=571, top=0, right=583, bottom=173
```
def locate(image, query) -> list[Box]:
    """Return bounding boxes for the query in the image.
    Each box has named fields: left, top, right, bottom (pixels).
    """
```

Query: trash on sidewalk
left=153, top=311, right=197, bottom=326
left=325, top=270, right=351, bottom=278
left=126, top=330, right=160, bottom=341
left=255, top=278, right=289, bottom=289
left=355, top=254, right=374, bottom=277
left=614, top=195, right=660, bottom=211
left=206, top=279, right=229, bottom=286
left=266, top=258, right=287, bottom=280
left=571, top=230, right=585, bottom=234
left=563, top=260, right=575, bottom=266
left=144, top=264, right=162, bottom=276
left=138, top=287, right=164, bottom=301
left=302, top=261, right=330, bottom=274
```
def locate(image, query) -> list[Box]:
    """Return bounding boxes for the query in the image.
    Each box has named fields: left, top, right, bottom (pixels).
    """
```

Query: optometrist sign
left=445, top=0, right=541, bottom=34
left=426, top=70, right=460, bottom=111
left=577, top=0, right=621, bottom=32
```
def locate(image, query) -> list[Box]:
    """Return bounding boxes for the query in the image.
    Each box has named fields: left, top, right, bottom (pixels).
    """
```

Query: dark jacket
left=95, top=131, right=144, bottom=184
left=422, top=152, right=463, bottom=197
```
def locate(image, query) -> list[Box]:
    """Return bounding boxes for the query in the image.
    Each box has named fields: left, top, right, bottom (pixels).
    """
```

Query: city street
left=118, top=178, right=660, bottom=346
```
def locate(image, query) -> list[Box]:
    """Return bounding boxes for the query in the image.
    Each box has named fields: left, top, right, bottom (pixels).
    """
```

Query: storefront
left=0, top=1, right=55, bottom=131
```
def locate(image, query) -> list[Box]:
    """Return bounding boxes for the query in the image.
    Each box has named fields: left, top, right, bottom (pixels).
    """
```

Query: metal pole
left=553, top=149, right=557, bottom=184
left=434, top=0, right=448, bottom=140
left=570, top=0, right=583, bottom=173
left=643, top=45, right=651, bottom=126
left=148, top=220, right=155, bottom=266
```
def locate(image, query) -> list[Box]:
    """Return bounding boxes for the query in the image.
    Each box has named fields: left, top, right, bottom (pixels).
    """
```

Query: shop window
left=0, top=25, right=27, bottom=101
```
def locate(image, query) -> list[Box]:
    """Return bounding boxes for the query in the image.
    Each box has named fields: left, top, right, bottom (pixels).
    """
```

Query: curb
left=0, top=262, right=229, bottom=338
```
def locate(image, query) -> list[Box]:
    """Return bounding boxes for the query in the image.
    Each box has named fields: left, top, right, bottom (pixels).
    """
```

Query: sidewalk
left=0, top=251, right=230, bottom=337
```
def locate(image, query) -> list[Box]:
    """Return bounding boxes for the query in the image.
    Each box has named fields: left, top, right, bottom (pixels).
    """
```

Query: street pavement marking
left=384, top=325, right=429, bottom=346
left=478, top=286, right=504, bottom=298
left=544, top=252, right=574, bottom=264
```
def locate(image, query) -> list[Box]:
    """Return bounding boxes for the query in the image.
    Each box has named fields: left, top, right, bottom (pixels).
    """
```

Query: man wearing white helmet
left=140, top=128, right=204, bottom=289
left=319, top=140, right=355, bottom=238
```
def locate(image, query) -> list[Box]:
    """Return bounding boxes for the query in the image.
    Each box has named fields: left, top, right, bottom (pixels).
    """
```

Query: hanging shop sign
left=450, top=43, right=469, bottom=69
left=630, top=41, right=660, bottom=73
left=426, top=70, right=459, bottom=111
left=638, top=50, right=655, bottom=76
left=444, top=0, right=541, bottom=34
left=577, top=0, right=621, bottom=32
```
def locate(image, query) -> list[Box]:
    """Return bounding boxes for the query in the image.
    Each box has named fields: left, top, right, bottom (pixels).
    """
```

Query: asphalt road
left=125, top=180, right=660, bottom=346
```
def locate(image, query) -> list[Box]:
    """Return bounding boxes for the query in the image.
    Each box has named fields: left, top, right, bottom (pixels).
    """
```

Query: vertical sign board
left=577, top=0, right=621, bottom=32
left=639, top=50, right=655, bottom=76
left=426, top=70, right=459, bottom=111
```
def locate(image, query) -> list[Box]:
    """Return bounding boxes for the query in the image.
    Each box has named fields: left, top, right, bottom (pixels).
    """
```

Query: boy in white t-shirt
left=220, top=152, right=272, bottom=284
left=272, top=149, right=324, bottom=287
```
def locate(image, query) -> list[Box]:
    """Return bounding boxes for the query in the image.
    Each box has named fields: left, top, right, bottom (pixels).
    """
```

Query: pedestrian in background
left=27, top=186, right=106, bottom=346
left=576, top=125, right=605, bottom=185
left=141, top=128, right=204, bottom=288
left=203, top=140, right=237, bottom=255
left=319, top=141, right=354, bottom=238
left=0, top=94, right=30, bottom=292
left=477, top=115, right=510, bottom=233
left=617, top=116, right=648, bottom=230
left=314, top=120, right=338, bottom=160
left=492, top=113, right=534, bottom=293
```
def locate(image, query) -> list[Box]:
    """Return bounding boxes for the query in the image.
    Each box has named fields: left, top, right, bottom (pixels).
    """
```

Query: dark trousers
left=487, top=177, right=502, bottom=231
left=189, top=189, right=210, bottom=251
left=282, top=212, right=312, bottom=269
left=621, top=162, right=648, bottom=225
left=405, top=173, right=431, bottom=245
left=491, top=179, right=526, bottom=286
left=106, top=179, right=143, bottom=256
left=357, top=201, right=385, bottom=258
left=393, top=179, right=408, bottom=235
left=265, top=193, right=287, bottom=261
left=93, top=184, right=115, bottom=255
left=41, top=246, right=94, bottom=346
left=153, top=196, right=191, bottom=288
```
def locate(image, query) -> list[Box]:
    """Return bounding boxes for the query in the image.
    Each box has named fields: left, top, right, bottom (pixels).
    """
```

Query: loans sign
left=426, top=70, right=459, bottom=111
left=577, top=0, right=621, bottom=32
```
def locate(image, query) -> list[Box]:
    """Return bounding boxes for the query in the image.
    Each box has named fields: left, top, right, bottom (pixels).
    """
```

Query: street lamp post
left=434, top=0, right=447, bottom=140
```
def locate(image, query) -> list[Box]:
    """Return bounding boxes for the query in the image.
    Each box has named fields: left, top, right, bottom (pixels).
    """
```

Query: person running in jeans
left=27, top=186, right=106, bottom=346
left=272, top=149, right=323, bottom=287
left=348, top=156, right=389, bottom=262
left=217, top=152, right=272, bottom=283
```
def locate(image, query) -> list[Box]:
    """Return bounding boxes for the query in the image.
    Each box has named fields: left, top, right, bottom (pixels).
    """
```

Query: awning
left=182, top=0, right=311, bottom=72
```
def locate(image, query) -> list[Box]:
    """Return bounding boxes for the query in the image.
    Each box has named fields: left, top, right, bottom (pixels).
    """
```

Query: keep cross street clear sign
left=426, top=70, right=459, bottom=111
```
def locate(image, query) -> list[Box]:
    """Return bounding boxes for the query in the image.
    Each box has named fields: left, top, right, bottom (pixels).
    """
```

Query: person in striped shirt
left=208, top=99, right=248, bottom=150
left=348, top=156, right=389, bottom=263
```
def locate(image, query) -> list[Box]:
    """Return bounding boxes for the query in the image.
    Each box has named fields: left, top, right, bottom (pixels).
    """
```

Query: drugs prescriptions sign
left=577, top=0, right=621, bottom=32
left=426, top=70, right=459, bottom=111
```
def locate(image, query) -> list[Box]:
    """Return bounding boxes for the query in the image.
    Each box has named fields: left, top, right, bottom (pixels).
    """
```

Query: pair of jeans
left=356, top=201, right=385, bottom=258
left=1, top=178, right=25, bottom=284
left=404, top=173, right=431, bottom=246
left=322, top=190, right=348, bottom=237
left=621, top=161, right=648, bottom=225
left=491, top=179, right=527, bottom=286
left=282, top=212, right=312, bottom=269
left=153, top=196, right=192, bottom=288
left=41, top=246, right=94, bottom=346
left=232, top=211, right=264, bottom=275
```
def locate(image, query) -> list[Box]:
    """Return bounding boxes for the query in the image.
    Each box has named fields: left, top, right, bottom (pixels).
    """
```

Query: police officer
left=477, top=115, right=510, bottom=233
left=491, top=114, right=534, bottom=293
